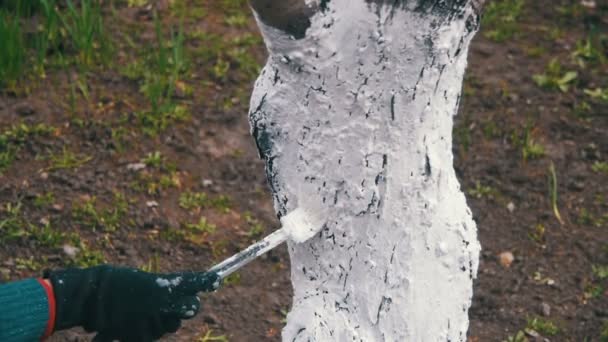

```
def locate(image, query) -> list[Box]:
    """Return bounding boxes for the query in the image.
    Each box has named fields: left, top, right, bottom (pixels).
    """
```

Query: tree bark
left=248, top=1, right=481, bottom=340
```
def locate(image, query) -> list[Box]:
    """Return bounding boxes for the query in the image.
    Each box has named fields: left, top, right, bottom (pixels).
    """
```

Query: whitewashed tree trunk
left=248, top=1, right=482, bottom=340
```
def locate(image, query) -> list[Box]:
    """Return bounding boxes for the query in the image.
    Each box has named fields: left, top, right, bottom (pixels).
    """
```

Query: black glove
left=45, top=265, right=219, bottom=342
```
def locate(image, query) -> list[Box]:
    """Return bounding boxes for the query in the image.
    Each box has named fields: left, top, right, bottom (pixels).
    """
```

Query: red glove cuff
left=37, top=278, right=56, bottom=340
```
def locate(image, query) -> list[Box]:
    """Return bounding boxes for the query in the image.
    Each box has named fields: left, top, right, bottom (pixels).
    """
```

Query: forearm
left=0, top=278, right=55, bottom=341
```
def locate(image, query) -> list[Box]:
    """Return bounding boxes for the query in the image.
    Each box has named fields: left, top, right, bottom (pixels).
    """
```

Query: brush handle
left=208, top=228, right=288, bottom=280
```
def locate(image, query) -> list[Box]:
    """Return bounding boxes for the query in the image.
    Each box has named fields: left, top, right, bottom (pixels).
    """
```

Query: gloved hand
left=45, top=265, right=219, bottom=342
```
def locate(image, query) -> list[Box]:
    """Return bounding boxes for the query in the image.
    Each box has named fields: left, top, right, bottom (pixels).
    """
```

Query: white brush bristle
left=281, top=208, right=323, bottom=243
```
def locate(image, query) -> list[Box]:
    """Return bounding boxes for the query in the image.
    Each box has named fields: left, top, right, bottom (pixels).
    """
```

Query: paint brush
left=207, top=208, right=323, bottom=282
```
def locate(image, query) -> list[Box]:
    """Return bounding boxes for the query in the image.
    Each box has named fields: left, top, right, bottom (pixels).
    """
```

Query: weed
left=34, top=192, right=55, bottom=208
left=572, top=37, right=607, bottom=67
left=584, top=283, right=603, bottom=300
left=142, top=151, right=164, bottom=168
left=244, top=212, right=264, bottom=238
left=48, top=147, right=92, bottom=171
left=212, top=195, right=232, bottom=213
left=548, top=162, right=564, bottom=225
left=0, top=9, right=26, bottom=88
left=15, top=257, right=43, bottom=271
left=468, top=181, right=498, bottom=199
left=593, top=265, right=608, bottom=280
left=185, top=217, right=216, bottom=235
left=72, top=242, right=105, bottom=267
left=179, top=191, right=209, bottom=210
left=533, top=59, right=577, bottom=92
left=524, top=46, right=546, bottom=58
left=526, top=317, right=560, bottom=336
left=222, top=272, right=241, bottom=286
left=198, top=329, right=229, bottom=342
left=577, top=208, right=605, bottom=228
left=29, top=220, right=75, bottom=248
left=512, top=124, right=545, bottom=161
left=529, top=223, right=545, bottom=243
left=592, top=161, right=608, bottom=174
left=584, top=88, right=608, bottom=102
left=481, top=0, right=525, bottom=42
left=225, top=14, right=248, bottom=28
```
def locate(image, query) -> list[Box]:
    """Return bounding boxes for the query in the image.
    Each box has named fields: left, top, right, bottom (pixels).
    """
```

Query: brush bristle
left=281, top=208, right=323, bottom=243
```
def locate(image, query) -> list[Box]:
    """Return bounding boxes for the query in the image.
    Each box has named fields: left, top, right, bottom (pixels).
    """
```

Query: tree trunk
left=248, top=1, right=482, bottom=340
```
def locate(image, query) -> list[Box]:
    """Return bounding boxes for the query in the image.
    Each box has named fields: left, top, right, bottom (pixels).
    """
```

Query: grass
left=179, top=191, right=232, bottom=213
left=142, top=151, right=164, bottom=168
left=48, top=147, right=92, bottom=170
left=198, top=329, right=229, bottom=342
left=548, top=162, right=564, bottom=225
left=0, top=123, right=55, bottom=173
left=533, top=59, right=577, bottom=93
left=584, top=88, right=608, bottom=103
left=481, top=0, right=525, bottom=42
left=58, top=0, right=110, bottom=66
left=124, top=13, right=191, bottom=135
left=72, top=192, right=128, bottom=232
left=1, top=0, right=110, bottom=88
left=0, top=9, right=27, bottom=88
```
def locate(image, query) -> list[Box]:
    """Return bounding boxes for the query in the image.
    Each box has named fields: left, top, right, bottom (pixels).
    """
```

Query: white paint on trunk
left=248, top=1, right=481, bottom=340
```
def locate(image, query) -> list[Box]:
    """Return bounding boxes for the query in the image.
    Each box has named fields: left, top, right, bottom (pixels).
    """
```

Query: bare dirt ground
left=0, top=1, right=606, bottom=341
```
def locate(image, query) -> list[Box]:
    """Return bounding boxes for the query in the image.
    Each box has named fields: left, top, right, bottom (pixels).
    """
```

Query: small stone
left=63, top=244, right=80, bottom=258
left=581, top=0, right=596, bottom=9
left=127, top=163, right=146, bottom=171
left=546, top=278, right=556, bottom=286
left=0, top=267, right=11, bottom=279
left=146, top=200, right=159, bottom=208
left=507, top=202, right=515, bottom=213
left=541, top=302, right=551, bottom=316
left=39, top=217, right=50, bottom=226
left=40, top=172, right=49, bottom=180
left=51, top=203, right=64, bottom=212
left=202, top=179, right=213, bottom=187
left=498, top=251, right=514, bottom=268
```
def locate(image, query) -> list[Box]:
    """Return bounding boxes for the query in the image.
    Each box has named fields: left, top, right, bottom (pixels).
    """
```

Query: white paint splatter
left=156, top=276, right=182, bottom=288
left=249, top=1, right=481, bottom=341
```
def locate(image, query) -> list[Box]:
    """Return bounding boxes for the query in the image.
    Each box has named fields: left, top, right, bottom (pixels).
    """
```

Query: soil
left=0, top=1, right=606, bottom=341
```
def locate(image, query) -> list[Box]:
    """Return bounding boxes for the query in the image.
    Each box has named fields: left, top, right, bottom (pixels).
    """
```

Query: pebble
left=63, top=244, right=80, bottom=258
left=507, top=202, right=515, bottom=213
left=202, top=179, right=214, bottom=187
left=40, top=172, right=49, bottom=180
left=127, top=163, right=146, bottom=172
left=541, top=302, right=551, bottom=316
left=498, top=251, right=514, bottom=268
left=146, top=200, right=159, bottom=208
